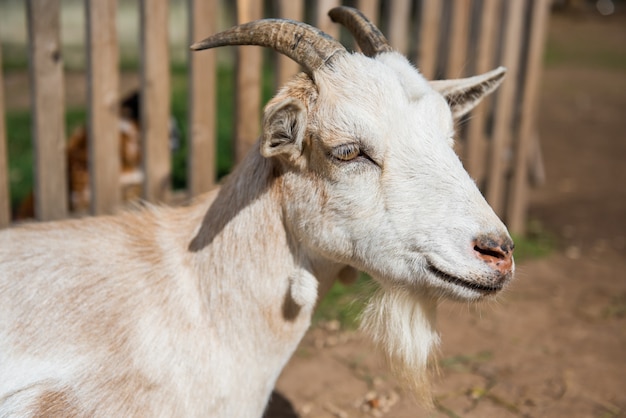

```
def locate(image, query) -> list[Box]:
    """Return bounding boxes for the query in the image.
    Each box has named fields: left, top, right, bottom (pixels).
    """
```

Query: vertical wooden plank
left=140, top=0, right=171, bottom=202
left=528, top=133, right=545, bottom=186
left=507, top=0, right=551, bottom=234
left=188, top=0, right=217, bottom=196
left=86, top=0, right=120, bottom=215
left=26, top=0, right=68, bottom=221
left=357, top=0, right=380, bottom=26
left=485, top=0, right=525, bottom=216
left=315, top=0, right=341, bottom=40
left=353, top=0, right=382, bottom=54
left=234, top=0, right=263, bottom=163
left=465, top=0, right=501, bottom=182
left=354, top=0, right=381, bottom=54
left=418, top=0, right=443, bottom=79
left=445, top=0, right=472, bottom=78
left=387, top=0, right=412, bottom=56
left=276, top=0, right=304, bottom=87
left=0, top=42, right=10, bottom=228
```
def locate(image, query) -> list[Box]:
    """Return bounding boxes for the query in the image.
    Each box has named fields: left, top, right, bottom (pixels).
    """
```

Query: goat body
left=0, top=8, right=515, bottom=417
left=1, top=150, right=324, bottom=417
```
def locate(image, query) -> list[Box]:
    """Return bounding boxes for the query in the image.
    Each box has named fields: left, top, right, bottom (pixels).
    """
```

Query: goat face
left=191, top=13, right=514, bottom=301
left=262, top=52, right=514, bottom=302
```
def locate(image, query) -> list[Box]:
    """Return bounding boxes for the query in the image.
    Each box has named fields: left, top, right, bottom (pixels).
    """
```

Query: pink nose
left=473, top=235, right=514, bottom=275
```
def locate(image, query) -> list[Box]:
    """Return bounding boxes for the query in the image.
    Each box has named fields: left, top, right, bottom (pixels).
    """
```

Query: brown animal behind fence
left=15, top=91, right=143, bottom=219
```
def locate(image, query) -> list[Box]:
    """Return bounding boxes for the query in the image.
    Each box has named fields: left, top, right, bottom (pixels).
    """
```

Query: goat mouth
left=427, top=264, right=502, bottom=294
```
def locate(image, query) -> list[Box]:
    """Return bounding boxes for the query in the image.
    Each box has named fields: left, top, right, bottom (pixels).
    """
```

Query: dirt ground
left=266, top=8, right=626, bottom=418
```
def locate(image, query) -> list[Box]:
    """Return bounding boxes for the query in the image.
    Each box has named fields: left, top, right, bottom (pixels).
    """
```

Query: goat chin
left=360, top=285, right=440, bottom=407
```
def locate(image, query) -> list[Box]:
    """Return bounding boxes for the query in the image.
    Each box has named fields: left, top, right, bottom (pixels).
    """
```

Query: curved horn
left=328, top=6, right=393, bottom=57
left=191, top=19, right=346, bottom=74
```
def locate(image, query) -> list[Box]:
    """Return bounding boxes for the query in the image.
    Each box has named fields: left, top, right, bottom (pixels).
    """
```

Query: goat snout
left=473, top=235, right=514, bottom=275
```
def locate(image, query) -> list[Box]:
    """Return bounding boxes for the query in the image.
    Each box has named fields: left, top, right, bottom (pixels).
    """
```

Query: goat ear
left=261, top=98, right=307, bottom=159
left=429, top=66, right=506, bottom=120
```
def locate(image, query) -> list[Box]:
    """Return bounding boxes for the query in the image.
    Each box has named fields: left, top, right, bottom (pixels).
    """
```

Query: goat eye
left=331, top=144, right=360, bottom=161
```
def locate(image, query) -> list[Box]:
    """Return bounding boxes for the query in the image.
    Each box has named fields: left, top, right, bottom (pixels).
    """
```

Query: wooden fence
left=0, top=0, right=550, bottom=234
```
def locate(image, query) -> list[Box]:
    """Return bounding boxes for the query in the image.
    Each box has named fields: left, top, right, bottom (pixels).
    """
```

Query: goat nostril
left=473, top=245, right=506, bottom=260
left=473, top=235, right=514, bottom=274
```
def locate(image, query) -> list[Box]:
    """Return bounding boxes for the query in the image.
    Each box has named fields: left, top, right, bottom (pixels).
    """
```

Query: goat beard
left=360, top=286, right=440, bottom=407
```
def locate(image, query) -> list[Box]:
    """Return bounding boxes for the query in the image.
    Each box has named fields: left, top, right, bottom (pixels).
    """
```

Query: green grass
left=511, top=219, right=555, bottom=261
left=544, top=39, right=626, bottom=71
left=5, top=107, right=88, bottom=209
left=5, top=110, right=34, bottom=209
left=313, top=274, right=374, bottom=329
left=543, top=14, right=626, bottom=72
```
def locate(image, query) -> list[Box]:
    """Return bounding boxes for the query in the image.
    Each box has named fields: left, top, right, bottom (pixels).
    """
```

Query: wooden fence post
left=485, top=0, right=525, bottom=216
left=418, top=0, right=443, bottom=79
left=357, top=0, right=380, bottom=27
left=234, top=0, right=263, bottom=163
left=86, top=0, right=120, bottom=215
left=508, top=0, right=551, bottom=234
left=26, top=0, right=68, bottom=221
left=316, top=0, right=341, bottom=40
left=386, top=0, right=412, bottom=56
left=464, top=0, right=501, bottom=182
left=446, top=0, right=472, bottom=79
left=140, top=0, right=171, bottom=202
left=188, top=0, right=217, bottom=196
left=354, top=0, right=381, bottom=54
left=0, top=42, right=9, bottom=228
left=277, top=0, right=304, bottom=87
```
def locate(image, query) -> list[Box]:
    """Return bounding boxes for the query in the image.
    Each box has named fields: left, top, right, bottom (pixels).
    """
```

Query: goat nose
left=473, top=235, right=514, bottom=275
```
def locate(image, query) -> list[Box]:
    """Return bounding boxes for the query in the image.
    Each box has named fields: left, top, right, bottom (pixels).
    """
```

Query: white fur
left=0, top=44, right=512, bottom=416
left=361, top=287, right=440, bottom=405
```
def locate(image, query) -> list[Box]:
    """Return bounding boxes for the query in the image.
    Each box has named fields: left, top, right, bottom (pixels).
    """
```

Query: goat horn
left=191, top=19, right=346, bottom=74
left=328, top=6, right=393, bottom=57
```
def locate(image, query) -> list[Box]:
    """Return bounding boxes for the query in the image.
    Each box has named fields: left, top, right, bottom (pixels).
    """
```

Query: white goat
left=0, top=7, right=514, bottom=417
